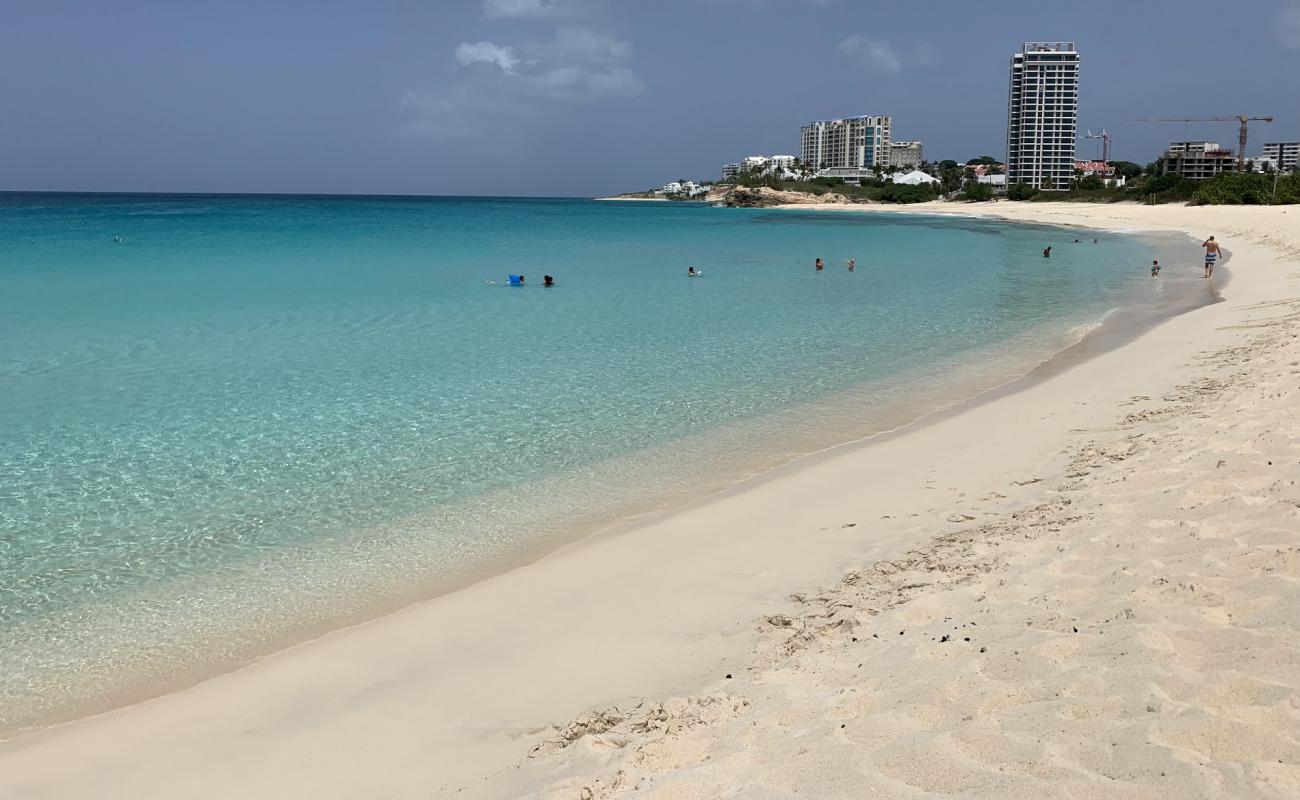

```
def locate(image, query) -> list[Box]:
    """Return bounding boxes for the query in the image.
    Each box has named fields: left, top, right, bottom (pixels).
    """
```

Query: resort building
left=888, top=141, right=923, bottom=169
left=720, top=163, right=740, bottom=181
left=767, top=155, right=797, bottom=171
left=800, top=115, right=892, bottom=171
left=1006, top=42, right=1080, bottom=191
left=741, top=155, right=768, bottom=172
left=1074, top=160, right=1125, bottom=188
left=1262, top=142, right=1299, bottom=172
left=1157, top=142, right=1237, bottom=181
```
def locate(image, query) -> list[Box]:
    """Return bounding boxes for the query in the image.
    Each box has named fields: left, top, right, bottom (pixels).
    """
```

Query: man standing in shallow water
left=1202, top=236, right=1221, bottom=278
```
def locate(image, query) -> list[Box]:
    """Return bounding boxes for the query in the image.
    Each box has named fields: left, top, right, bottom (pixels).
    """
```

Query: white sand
left=2, top=203, right=1297, bottom=799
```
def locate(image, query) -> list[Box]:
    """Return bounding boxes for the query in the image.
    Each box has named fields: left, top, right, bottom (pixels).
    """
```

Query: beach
left=2, top=202, right=1297, bottom=799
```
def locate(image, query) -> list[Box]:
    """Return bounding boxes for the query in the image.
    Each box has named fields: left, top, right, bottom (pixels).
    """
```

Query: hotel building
left=888, top=141, right=923, bottom=169
left=800, top=115, right=892, bottom=172
left=1006, top=42, right=1080, bottom=191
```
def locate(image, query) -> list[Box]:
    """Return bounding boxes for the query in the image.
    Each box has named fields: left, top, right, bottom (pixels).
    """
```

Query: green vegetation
left=719, top=157, right=1300, bottom=207
left=731, top=168, right=939, bottom=204
left=958, top=179, right=993, bottom=202
left=998, top=168, right=1298, bottom=206
left=1190, top=173, right=1272, bottom=205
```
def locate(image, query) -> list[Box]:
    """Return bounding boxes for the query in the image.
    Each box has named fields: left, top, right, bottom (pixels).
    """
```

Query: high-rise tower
left=1007, top=42, right=1079, bottom=191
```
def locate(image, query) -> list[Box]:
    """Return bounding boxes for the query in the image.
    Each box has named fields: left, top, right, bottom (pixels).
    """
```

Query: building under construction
left=1157, top=141, right=1238, bottom=180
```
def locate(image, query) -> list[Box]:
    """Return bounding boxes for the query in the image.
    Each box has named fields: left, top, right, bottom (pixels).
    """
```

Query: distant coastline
left=593, top=191, right=668, bottom=201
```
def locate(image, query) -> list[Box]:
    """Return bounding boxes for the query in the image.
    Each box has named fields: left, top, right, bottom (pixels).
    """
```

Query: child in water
left=1150, top=260, right=1160, bottom=278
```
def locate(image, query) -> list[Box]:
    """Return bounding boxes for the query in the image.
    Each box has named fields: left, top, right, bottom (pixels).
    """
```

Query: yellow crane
left=1138, top=115, right=1274, bottom=171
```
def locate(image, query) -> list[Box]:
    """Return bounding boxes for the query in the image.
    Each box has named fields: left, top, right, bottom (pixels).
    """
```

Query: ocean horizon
left=0, top=193, right=1197, bottom=731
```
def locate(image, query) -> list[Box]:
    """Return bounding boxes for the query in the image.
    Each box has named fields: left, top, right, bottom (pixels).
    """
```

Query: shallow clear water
left=0, top=194, right=1160, bottom=728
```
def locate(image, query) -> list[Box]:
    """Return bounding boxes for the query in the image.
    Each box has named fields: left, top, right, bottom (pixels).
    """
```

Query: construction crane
left=1085, top=129, right=1111, bottom=163
left=1138, top=115, right=1274, bottom=171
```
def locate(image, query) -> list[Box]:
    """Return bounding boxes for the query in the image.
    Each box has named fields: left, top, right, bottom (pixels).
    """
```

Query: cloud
left=912, top=42, right=940, bottom=67
left=454, top=41, right=519, bottom=72
left=519, top=65, right=643, bottom=100
left=483, top=0, right=575, bottom=18
left=837, top=35, right=901, bottom=74
left=402, top=27, right=642, bottom=141
left=521, top=27, right=632, bottom=64
left=1281, top=2, right=1300, bottom=49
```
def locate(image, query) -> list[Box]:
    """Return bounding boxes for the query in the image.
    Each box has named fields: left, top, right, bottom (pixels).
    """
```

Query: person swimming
left=543, top=275, right=554, bottom=287
left=1043, top=246, right=1052, bottom=258
left=687, top=266, right=702, bottom=277
left=847, top=258, right=855, bottom=272
left=815, top=258, right=824, bottom=271
left=1151, top=259, right=1161, bottom=278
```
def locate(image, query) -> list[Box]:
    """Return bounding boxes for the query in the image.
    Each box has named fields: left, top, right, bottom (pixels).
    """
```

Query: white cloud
left=1281, top=3, right=1300, bottom=49
left=483, top=0, right=574, bottom=18
left=454, top=41, right=519, bottom=72
left=837, top=35, right=901, bottom=74
left=402, top=27, right=642, bottom=141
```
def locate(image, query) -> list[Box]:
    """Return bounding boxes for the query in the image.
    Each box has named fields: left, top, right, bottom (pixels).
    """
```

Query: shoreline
left=2, top=203, right=1296, bottom=799
left=1, top=216, right=1193, bottom=737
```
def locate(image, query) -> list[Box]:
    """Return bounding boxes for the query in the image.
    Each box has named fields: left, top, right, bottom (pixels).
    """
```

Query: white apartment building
left=1006, top=42, right=1079, bottom=191
left=888, top=141, right=923, bottom=169
left=720, top=163, right=740, bottom=181
left=1262, top=142, right=1299, bottom=172
left=800, top=115, right=892, bottom=171
left=741, top=155, right=768, bottom=172
left=767, top=154, right=797, bottom=171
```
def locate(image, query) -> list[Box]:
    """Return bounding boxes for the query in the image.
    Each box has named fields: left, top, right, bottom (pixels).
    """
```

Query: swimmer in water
left=847, top=258, right=855, bottom=272
left=815, top=258, right=824, bottom=271
left=1151, top=259, right=1160, bottom=278
left=687, top=266, right=699, bottom=277
left=1043, top=246, right=1052, bottom=258
left=543, top=275, right=554, bottom=287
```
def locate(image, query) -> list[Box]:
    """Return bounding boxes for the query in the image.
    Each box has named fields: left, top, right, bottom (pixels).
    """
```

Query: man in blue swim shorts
left=1202, top=236, right=1221, bottom=278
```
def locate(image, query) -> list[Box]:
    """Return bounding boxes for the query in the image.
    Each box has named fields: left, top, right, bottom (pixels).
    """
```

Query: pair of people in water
left=813, top=258, right=854, bottom=271
left=507, top=275, right=555, bottom=286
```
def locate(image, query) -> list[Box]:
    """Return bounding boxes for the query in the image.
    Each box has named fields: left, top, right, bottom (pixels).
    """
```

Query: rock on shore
left=706, top=185, right=858, bottom=207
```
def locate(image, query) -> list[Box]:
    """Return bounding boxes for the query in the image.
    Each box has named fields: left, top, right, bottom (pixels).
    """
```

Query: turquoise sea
left=1, top=193, right=1182, bottom=729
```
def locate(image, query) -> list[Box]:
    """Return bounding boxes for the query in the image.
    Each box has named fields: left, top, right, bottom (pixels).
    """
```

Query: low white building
left=656, top=180, right=708, bottom=197
left=741, top=155, right=768, bottom=172
left=891, top=169, right=939, bottom=185
left=976, top=173, right=1007, bottom=187
left=767, top=154, right=797, bottom=171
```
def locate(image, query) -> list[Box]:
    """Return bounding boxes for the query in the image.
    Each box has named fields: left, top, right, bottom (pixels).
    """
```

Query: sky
left=2, top=0, right=1298, bottom=197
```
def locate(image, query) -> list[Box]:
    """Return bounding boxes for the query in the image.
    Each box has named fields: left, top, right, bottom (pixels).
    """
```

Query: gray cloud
left=403, top=27, right=642, bottom=141
left=837, top=35, right=901, bottom=74
left=1281, top=2, right=1300, bottom=49
left=483, top=0, right=576, bottom=19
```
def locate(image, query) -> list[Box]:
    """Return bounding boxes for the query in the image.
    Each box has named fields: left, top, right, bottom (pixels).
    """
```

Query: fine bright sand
left=1, top=203, right=1297, bottom=799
